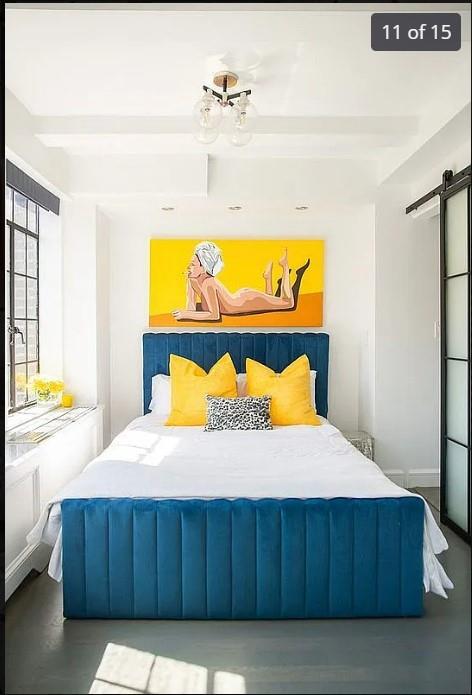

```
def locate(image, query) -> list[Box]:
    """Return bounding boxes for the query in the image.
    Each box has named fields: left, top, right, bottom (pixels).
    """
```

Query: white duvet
left=28, top=414, right=453, bottom=597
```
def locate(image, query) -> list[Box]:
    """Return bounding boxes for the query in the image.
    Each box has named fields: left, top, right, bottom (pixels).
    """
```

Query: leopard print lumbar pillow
left=204, top=395, right=272, bottom=431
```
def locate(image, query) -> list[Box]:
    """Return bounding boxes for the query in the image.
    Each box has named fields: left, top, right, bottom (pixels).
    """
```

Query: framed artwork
left=149, top=239, right=324, bottom=327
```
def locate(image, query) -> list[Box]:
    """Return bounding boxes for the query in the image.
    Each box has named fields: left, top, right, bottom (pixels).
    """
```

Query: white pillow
left=236, top=372, right=247, bottom=397
left=149, top=369, right=317, bottom=415
left=308, top=370, right=317, bottom=407
left=149, top=373, right=171, bottom=415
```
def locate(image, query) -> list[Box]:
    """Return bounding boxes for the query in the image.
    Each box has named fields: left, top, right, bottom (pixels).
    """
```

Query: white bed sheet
left=28, top=414, right=453, bottom=597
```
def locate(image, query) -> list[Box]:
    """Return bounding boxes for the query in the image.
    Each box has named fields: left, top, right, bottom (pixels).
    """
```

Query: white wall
left=96, top=209, right=111, bottom=446
left=374, top=184, right=440, bottom=486
left=62, top=200, right=98, bottom=405
left=62, top=200, right=111, bottom=444
left=108, top=203, right=375, bottom=438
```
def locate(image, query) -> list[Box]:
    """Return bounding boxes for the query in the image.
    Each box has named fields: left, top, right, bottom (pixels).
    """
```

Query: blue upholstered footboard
left=62, top=497, right=424, bottom=619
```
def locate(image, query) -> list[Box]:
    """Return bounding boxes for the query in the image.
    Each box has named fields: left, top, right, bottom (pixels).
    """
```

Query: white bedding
left=28, top=414, right=453, bottom=597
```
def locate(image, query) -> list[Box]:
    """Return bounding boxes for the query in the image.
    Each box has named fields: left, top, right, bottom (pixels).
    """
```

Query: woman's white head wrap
left=194, top=241, right=224, bottom=276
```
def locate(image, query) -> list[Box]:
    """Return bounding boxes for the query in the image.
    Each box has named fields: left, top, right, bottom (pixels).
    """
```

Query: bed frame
left=61, top=332, right=424, bottom=619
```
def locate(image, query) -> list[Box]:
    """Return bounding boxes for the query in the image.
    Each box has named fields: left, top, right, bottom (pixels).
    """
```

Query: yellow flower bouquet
left=28, top=374, right=64, bottom=406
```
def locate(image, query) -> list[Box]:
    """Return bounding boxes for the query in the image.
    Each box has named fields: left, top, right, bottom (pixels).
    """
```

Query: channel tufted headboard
left=142, top=332, right=329, bottom=418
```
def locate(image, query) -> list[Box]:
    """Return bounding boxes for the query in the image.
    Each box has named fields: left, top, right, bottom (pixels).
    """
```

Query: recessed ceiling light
left=295, top=206, right=309, bottom=210
left=161, top=206, right=175, bottom=211
left=228, top=205, right=242, bottom=210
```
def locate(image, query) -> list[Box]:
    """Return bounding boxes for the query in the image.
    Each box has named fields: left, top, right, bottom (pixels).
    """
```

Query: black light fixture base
left=202, top=71, right=252, bottom=107
left=202, top=85, right=252, bottom=106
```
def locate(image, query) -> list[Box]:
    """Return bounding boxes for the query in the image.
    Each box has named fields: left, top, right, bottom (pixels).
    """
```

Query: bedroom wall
left=62, top=201, right=112, bottom=444
left=107, top=203, right=375, bottom=438
left=62, top=201, right=99, bottom=406
left=96, top=210, right=111, bottom=446
left=374, top=139, right=470, bottom=486
left=374, top=184, right=440, bottom=486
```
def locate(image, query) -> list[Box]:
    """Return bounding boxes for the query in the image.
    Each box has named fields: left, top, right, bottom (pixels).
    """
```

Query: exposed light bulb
left=226, top=92, right=257, bottom=147
left=193, top=90, right=222, bottom=131
left=194, top=127, right=219, bottom=144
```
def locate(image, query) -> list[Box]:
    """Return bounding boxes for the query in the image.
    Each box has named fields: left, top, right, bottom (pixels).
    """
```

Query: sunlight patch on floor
left=89, top=643, right=246, bottom=694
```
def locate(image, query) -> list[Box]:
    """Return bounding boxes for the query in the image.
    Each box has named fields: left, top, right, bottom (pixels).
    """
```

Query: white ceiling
left=6, top=6, right=470, bottom=116
left=4, top=2, right=471, bottom=196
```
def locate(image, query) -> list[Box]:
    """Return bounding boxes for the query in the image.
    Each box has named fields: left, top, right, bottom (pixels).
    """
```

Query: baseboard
left=407, top=469, right=440, bottom=488
left=384, top=470, right=406, bottom=486
left=383, top=469, right=439, bottom=489
left=5, top=543, right=51, bottom=601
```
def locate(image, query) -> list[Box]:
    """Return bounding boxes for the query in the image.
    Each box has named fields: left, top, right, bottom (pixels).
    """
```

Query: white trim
left=383, top=469, right=406, bottom=487
left=5, top=542, right=51, bottom=602
left=407, top=469, right=440, bottom=488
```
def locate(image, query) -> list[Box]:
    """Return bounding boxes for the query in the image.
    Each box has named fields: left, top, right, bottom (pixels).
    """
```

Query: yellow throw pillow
left=246, top=354, right=320, bottom=426
left=166, top=352, right=237, bottom=426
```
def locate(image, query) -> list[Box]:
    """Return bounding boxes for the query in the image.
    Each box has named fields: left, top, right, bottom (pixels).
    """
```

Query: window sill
left=5, top=405, right=97, bottom=467
left=6, top=404, right=57, bottom=433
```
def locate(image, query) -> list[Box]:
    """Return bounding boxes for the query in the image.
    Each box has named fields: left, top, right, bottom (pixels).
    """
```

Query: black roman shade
left=6, top=160, right=60, bottom=215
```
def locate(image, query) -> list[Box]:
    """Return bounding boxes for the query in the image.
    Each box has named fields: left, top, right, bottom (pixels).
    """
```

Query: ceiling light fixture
left=193, top=72, right=257, bottom=147
left=295, top=206, right=309, bottom=210
left=228, top=205, right=242, bottom=210
left=161, top=206, right=175, bottom=211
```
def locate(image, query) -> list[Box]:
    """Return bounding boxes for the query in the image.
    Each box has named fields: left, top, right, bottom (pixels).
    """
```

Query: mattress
left=28, top=414, right=453, bottom=597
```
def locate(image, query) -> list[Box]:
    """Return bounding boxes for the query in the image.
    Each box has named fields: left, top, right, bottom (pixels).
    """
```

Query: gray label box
left=371, top=13, right=461, bottom=51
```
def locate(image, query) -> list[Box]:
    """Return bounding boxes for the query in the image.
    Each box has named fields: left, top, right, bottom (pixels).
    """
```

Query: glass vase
left=36, top=391, right=61, bottom=408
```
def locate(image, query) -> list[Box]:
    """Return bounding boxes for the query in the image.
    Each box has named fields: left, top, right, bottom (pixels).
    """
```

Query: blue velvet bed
left=61, top=332, right=424, bottom=619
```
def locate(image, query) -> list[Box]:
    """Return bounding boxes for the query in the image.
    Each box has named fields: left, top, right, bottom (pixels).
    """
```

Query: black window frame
left=6, top=185, right=41, bottom=413
left=439, top=174, right=471, bottom=544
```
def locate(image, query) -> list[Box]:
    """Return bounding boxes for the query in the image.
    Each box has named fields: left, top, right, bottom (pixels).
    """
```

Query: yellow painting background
left=149, top=239, right=324, bottom=327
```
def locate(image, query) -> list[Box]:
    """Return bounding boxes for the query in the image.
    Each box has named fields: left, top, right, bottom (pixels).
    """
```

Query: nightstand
left=343, top=430, right=374, bottom=461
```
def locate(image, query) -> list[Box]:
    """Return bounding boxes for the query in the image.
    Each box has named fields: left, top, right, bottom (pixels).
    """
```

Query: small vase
left=36, top=391, right=61, bottom=408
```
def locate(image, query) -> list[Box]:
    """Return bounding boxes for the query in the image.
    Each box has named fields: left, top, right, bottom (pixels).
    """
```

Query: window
left=6, top=185, right=40, bottom=412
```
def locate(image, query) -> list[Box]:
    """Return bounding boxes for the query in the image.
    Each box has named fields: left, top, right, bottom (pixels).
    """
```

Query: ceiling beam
left=35, top=115, right=418, bottom=137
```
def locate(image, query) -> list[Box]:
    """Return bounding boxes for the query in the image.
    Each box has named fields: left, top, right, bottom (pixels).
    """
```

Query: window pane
left=26, top=236, right=38, bottom=277
left=15, top=364, right=27, bottom=407
left=27, top=278, right=38, bottom=318
left=446, top=359, right=468, bottom=446
left=7, top=190, right=42, bottom=412
left=27, top=320, right=38, bottom=360
left=5, top=224, right=10, bottom=270
left=6, top=315, right=11, bottom=367
left=446, top=439, right=468, bottom=532
left=5, top=186, right=13, bottom=221
left=6, top=364, right=11, bottom=409
left=445, top=187, right=468, bottom=277
left=446, top=275, right=469, bottom=359
left=14, top=230, right=26, bottom=274
left=14, top=319, right=26, bottom=362
left=6, top=271, right=10, bottom=319
left=27, top=361, right=38, bottom=401
left=14, top=275, right=26, bottom=318
left=27, top=200, right=37, bottom=232
left=14, top=192, right=27, bottom=227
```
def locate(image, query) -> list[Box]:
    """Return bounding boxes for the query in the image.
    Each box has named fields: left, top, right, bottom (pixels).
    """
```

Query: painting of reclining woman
left=149, top=238, right=324, bottom=327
